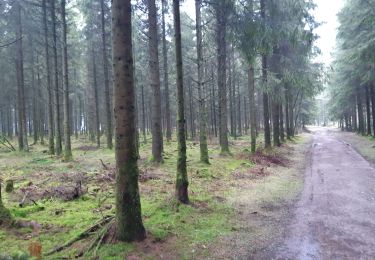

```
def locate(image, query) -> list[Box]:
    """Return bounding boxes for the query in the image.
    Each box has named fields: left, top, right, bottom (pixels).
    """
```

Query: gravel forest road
left=269, top=127, right=375, bottom=260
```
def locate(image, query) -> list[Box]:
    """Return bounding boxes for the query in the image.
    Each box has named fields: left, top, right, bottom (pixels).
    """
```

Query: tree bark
left=91, top=48, right=101, bottom=148
left=161, top=0, right=172, bottom=142
left=42, top=0, right=55, bottom=152
left=112, top=0, right=146, bottom=242
left=262, top=55, right=271, bottom=148
left=237, top=81, right=242, bottom=136
left=174, top=0, right=189, bottom=204
left=148, top=0, right=163, bottom=162
left=215, top=1, right=230, bottom=153
left=195, top=0, right=209, bottom=163
left=51, top=0, right=62, bottom=155
left=357, top=88, right=365, bottom=135
left=15, top=0, right=28, bottom=152
left=260, top=0, right=271, bottom=148
left=280, top=103, right=285, bottom=142
left=272, top=100, right=280, bottom=146
left=365, top=85, right=371, bottom=135
left=248, top=64, right=256, bottom=152
left=61, top=0, right=72, bottom=161
left=371, top=83, right=375, bottom=137
left=100, top=0, right=113, bottom=149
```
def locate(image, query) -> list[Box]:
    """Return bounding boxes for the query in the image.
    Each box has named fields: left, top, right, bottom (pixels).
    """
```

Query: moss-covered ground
left=0, top=133, right=311, bottom=259
left=333, top=128, right=375, bottom=163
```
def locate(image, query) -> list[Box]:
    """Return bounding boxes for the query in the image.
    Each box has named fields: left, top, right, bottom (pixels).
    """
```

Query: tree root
left=45, top=215, right=114, bottom=256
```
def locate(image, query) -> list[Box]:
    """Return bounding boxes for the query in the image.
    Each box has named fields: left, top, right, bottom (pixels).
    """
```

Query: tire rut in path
left=264, top=128, right=375, bottom=260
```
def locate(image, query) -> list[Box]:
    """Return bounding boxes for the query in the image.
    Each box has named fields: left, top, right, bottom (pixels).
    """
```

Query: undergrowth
left=0, top=134, right=308, bottom=259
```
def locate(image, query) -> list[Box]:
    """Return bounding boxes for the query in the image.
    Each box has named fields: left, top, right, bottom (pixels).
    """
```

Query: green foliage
left=329, top=0, right=375, bottom=120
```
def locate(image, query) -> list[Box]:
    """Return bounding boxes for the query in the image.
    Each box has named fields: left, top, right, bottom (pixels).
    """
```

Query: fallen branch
left=45, top=215, right=114, bottom=256
left=100, top=159, right=109, bottom=170
left=19, top=191, right=30, bottom=208
left=0, top=37, right=22, bottom=48
left=0, top=136, right=16, bottom=151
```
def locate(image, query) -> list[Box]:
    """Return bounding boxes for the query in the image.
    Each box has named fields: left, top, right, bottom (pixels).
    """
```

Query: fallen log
left=45, top=215, right=114, bottom=256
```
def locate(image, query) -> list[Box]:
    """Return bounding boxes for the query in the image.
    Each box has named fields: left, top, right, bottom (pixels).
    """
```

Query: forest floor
left=0, top=130, right=319, bottom=259
left=253, top=126, right=375, bottom=259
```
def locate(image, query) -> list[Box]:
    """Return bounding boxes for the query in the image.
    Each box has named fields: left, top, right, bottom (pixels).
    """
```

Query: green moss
left=94, top=243, right=134, bottom=259
left=0, top=133, right=310, bottom=258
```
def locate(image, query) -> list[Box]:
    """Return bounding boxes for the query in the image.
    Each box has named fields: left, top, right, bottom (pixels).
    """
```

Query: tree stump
left=0, top=181, right=12, bottom=225
left=5, top=180, right=14, bottom=193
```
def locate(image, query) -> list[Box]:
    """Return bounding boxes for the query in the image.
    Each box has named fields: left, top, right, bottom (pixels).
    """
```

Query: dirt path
left=266, top=127, right=375, bottom=259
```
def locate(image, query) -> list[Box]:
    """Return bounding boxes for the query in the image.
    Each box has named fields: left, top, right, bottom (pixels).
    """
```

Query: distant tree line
left=329, top=0, right=375, bottom=137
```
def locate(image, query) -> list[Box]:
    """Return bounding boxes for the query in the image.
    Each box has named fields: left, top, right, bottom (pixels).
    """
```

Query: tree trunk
left=91, top=48, right=101, bottom=148
left=237, top=80, right=242, bottom=136
left=174, top=0, right=189, bottom=204
left=215, top=2, right=229, bottom=153
left=112, top=0, right=146, bottom=242
left=260, top=0, right=271, bottom=148
left=100, top=0, right=113, bottom=149
left=262, top=55, right=271, bottom=148
left=61, top=0, right=72, bottom=161
left=51, top=0, right=62, bottom=155
left=289, top=91, right=295, bottom=136
left=365, top=85, right=371, bottom=135
left=229, top=51, right=235, bottom=137
left=371, top=83, right=375, bottom=137
left=280, top=103, right=285, bottom=142
left=29, top=35, right=38, bottom=145
left=161, top=0, right=172, bottom=142
left=211, top=69, right=217, bottom=137
left=141, top=85, right=147, bottom=143
left=188, top=80, right=195, bottom=140
left=195, top=0, right=209, bottom=163
left=15, top=1, right=28, bottom=152
left=357, top=89, right=365, bottom=135
left=43, top=0, right=54, bottom=154
left=248, top=64, right=256, bottom=152
left=148, top=0, right=163, bottom=162
left=272, top=100, right=280, bottom=146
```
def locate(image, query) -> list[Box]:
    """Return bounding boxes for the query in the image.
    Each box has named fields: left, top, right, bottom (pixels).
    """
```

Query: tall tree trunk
left=237, top=80, right=242, bottom=136
left=195, top=0, right=209, bottom=163
left=215, top=2, right=229, bottom=153
left=29, top=36, right=38, bottom=145
left=42, top=0, right=55, bottom=154
left=229, top=51, right=234, bottom=137
left=61, top=0, right=72, bottom=160
left=51, top=0, right=62, bottom=155
left=211, top=68, right=217, bottom=137
left=248, top=64, right=256, bottom=152
left=161, top=0, right=172, bottom=142
left=100, top=0, right=113, bottom=149
left=280, top=103, right=285, bottom=142
left=174, top=0, right=189, bottom=204
left=148, top=0, right=163, bottom=162
left=371, top=83, right=375, bottom=137
left=272, top=100, right=280, bottom=146
left=289, top=91, right=295, bottom=136
left=188, top=80, right=195, bottom=139
left=260, top=0, right=271, bottom=148
left=357, top=88, right=365, bottom=135
left=141, top=85, right=147, bottom=143
left=15, top=1, right=28, bottom=152
left=262, top=55, right=271, bottom=148
left=112, top=0, right=146, bottom=242
left=91, top=48, right=101, bottom=148
left=365, top=85, right=371, bottom=135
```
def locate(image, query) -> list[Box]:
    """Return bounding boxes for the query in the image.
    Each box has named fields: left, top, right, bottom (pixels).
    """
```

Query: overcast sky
left=181, top=0, right=345, bottom=67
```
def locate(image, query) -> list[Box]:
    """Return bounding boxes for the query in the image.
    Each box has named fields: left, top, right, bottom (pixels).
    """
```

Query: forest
left=0, top=0, right=374, bottom=259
